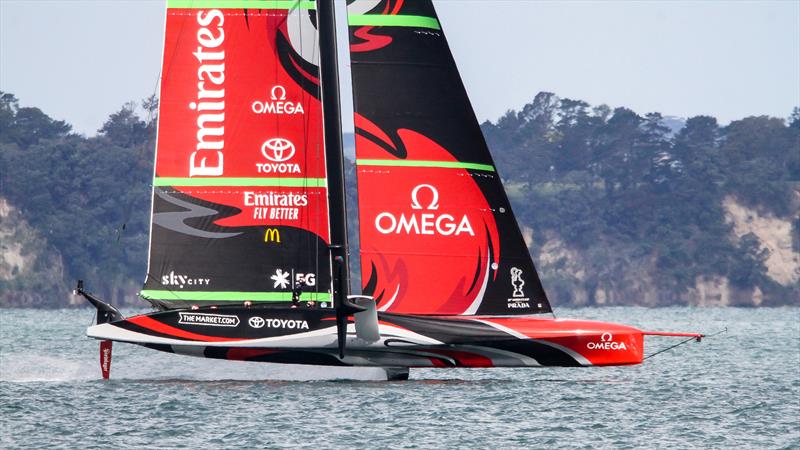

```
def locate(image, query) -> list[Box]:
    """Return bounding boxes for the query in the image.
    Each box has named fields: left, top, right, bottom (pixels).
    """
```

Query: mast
left=317, top=0, right=350, bottom=299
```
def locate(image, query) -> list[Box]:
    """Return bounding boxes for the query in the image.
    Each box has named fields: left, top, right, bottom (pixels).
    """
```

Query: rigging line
left=290, top=8, right=298, bottom=276
left=310, top=18, right=321, bottom=299
left=114, top=0, right=168, bottom=246
left=133, top=270, right=186, bottom=311
left=643, top=327, right=726, bottom=360
left=643, top=336, right=696, bottom=361
left=293, top=7, right=321, bottom=297
left=269, top=11, right=290, bottom=274
left=116, top=70, right=162, bottom=242
left=142, top=270, right=184, bottom=300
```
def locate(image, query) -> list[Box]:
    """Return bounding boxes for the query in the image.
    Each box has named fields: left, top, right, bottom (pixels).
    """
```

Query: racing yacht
left=79, top=0, right=701, bottom=381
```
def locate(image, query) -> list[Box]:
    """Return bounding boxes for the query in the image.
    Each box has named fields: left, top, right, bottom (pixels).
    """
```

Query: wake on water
left=0, top=351, right=393, bottom=383
left=2, top=308, right=798, bottom=449
left=1, top=308, right=396, bottom=382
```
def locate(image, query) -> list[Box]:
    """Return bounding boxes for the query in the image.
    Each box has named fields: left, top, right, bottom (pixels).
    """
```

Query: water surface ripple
left=1, top=307, right=798, bottom=449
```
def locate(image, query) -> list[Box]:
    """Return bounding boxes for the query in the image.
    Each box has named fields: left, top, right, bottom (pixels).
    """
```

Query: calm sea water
left=1, top=307, right=798, bottom=449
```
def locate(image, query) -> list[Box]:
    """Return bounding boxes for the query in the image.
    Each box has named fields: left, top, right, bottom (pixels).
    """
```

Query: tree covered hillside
left=0, top=91, right=797, bottom=307
left=0, top=93, right=155, bottom=307
left=482, top=93, right=799, bottom=306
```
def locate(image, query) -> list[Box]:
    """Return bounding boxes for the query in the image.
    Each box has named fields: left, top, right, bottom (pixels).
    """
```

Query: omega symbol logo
left=410, top=184, right=440, bottom=210
left=600, top=332, right=613, bottom=342
left=249, top=316, right=265, bottom=329
left=373, top=183, right=474, bottom=236
left=261, top=138, right=296, bottom=162
left=271, top=85, right=287, bottom=101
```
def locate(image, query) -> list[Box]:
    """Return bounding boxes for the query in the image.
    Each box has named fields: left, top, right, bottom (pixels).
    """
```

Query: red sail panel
left=348, top=0, right=552, bottom=316
left=356, top=123, right=501, bottom=315
left=143, top=3, right=331, bottom=308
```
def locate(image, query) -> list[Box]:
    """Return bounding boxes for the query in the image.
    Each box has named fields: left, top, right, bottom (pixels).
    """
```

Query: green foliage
left=483, top=94, right=799, bottom=301
left=0, top=90, right=797, bottom=306
left=0, top=92, right=71, bottom=146
left=0, top=93, right=155, bottom=305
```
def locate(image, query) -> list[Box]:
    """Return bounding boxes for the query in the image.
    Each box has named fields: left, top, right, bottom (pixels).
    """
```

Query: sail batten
left=347, top=14, right=441, bottom=30
left=153, top=177, right=328, bottom=187
left=347, top=0, right=552, bottom=316
left=166, top=0, right=317, bottom=9
left=356, top=159, right=495, bottom=172
left=140, top=290, right=331, bottom=302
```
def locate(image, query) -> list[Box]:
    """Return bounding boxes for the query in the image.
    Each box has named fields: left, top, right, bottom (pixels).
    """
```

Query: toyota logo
left=248, top=316, right=265, bottom=329
left=261, top=138, right=296, bottom=162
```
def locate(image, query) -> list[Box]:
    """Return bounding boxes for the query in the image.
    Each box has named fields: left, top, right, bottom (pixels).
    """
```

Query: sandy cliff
left=531, top=196, right=799, bottom=306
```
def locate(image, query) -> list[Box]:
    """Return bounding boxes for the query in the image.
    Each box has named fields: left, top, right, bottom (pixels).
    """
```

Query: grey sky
left=1, top=0, right=798, bottom=136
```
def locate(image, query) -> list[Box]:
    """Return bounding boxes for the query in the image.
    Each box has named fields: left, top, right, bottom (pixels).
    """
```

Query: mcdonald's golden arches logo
left=264, top=228, right=281, bottom=243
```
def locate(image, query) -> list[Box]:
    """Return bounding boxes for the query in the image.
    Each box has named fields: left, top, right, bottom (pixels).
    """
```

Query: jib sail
left=142, top=0, right=332, bottom=309
left=347, top=0, right=552, bottom=315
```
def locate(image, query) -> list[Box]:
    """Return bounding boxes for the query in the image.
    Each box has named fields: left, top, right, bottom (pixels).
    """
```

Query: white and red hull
left=87, top=307, right=665, bottom=369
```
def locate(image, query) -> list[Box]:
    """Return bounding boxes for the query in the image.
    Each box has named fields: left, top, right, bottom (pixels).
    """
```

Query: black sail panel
left=347, top=0, right=552, bottom=315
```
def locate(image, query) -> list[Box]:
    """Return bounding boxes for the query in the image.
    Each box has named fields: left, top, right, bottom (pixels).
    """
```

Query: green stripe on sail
left=347, top=14, right=441, bottom=30
left=153, top=177, right=327, bottom=187
left=140, top=290, right=331, bottom=302
left=356, top=159, right=495, bottom=172
left=167, top=0, right=316, bottom=9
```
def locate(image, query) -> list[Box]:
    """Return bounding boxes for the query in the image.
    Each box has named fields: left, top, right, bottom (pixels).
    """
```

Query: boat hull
left=87, top=307, right=644, bottom=368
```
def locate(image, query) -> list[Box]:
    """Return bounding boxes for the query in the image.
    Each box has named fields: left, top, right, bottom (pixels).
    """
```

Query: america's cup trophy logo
left=511, top=267, right=525, bottom=298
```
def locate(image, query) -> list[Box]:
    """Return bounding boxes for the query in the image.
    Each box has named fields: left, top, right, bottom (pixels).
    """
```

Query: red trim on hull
left=226, top=348, right=278, bottom=361
left=427, top=357, right=449, bottom=368
left=127, top=315, right=241, bottom=342
left=424, top=349, right=495, bottom=367
left=473, top=317, right=645, bottom=366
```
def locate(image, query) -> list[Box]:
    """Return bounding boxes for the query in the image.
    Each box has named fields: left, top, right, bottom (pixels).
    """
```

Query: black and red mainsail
left=143, top=1, right=333, bottom=309
left=347, top=0, right=552, bottom=315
